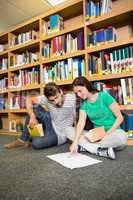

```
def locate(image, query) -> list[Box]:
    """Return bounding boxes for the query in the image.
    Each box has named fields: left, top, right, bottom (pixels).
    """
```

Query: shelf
left=0, top=129, right=9, bottom=134
left=0, top=69, right=8, bottom=74
left=42, top=24, right=84, bottom=41
left=9, top=109, right=27, bottom=113
left=42, top=50, right=85, bottom=64
left=88, top=71, right=133, bottom=81
left=87, top=38, right=133, bottom=53
left=56, top=80, right=73, bottom=85
left=0, top=89, right=8, bottom=94
left=9, top=62, right=40, bottom=72
left=85, top=6, right=132, bottom=29
left=0, top=110, right=9, bottom=113
left=120, top=104, right=133, bottom=110
left=9, top=39, right=40, bottom=52
left=0, top=131, right=20, bottom=136
left=9, top=84, right=40, bottom=92
left=42, top=80, right=73, bottom=87
left=0, top=50, right=8, bottom=57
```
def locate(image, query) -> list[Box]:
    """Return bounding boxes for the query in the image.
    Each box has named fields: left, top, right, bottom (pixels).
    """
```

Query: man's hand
left=29, top=114, right=38, bottom=128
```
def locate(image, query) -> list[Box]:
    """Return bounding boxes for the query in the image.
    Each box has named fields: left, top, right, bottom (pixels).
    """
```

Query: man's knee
left=33, top=104, right=50, bottom=120
left=32, top=137, right=44, bottom=149
left=33, top=104, right=46, bottom=115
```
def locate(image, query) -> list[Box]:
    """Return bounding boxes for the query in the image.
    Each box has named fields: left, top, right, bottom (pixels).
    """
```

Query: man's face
left=48, top=91, right=64, bottom=107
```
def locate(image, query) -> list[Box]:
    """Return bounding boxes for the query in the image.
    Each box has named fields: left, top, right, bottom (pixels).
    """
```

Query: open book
left=28, top=124, right=44, bottom=137
left=84, top=126, right=106, bottom=143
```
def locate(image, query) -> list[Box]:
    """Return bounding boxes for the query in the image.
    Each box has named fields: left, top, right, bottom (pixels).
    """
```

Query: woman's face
left=73, top=86, right=89, bottom=99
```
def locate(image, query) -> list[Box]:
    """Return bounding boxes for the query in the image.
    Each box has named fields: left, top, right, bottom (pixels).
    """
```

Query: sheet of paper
left=47, top=152, right=102, bottom=169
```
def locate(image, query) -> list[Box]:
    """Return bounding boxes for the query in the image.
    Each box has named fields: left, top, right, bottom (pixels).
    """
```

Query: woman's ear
left=59, top=89, right=63, bottom=95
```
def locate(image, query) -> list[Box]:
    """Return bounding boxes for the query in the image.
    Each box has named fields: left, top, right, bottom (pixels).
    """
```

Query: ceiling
left=0, top=0, right=71, bottom=33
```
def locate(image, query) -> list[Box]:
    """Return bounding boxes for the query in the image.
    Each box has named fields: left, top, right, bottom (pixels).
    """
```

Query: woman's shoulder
left=99, top=91, right=110, bottom=98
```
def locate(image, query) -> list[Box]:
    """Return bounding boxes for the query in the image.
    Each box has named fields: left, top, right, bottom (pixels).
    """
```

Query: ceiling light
left=47, top=0, right=67, bottom=6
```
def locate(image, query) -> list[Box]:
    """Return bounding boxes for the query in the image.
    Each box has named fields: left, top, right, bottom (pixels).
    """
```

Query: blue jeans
left=20, top=104, right=58, bottom=149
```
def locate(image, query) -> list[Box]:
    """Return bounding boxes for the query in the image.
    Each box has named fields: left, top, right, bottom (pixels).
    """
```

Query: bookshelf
left=0, top=0, right=132, bottom=142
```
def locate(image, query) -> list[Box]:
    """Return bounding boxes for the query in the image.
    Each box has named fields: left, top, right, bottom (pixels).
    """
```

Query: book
left=121, top=110, right=133, bottom=131
left=28, top=124, right=44, bottom=137
left=84, top=126, right=106, bottom=142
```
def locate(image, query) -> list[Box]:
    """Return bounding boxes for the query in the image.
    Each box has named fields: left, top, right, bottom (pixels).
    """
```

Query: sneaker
left=77, top=145, right=88, bottom=153
left=4, top=139, right=26, bottom=149
left=97, top=147, right=116, bottom=160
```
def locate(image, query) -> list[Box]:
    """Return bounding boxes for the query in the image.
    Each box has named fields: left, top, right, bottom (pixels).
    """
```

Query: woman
left=69, top=77, right=127, bottom=159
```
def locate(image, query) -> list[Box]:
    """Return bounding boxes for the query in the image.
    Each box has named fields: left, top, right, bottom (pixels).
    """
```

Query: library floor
left=0, top=135, right=133, bottom=200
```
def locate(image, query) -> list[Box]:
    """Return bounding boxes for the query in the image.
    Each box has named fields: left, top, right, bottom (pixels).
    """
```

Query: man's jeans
left=20, top=105, right=58, bottom=149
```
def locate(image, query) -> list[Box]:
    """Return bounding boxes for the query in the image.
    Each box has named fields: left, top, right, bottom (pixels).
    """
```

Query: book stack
left=42, top=58, right=86, bottom=83
left=43, top=14, right=64, bottom=35
left=42, top=31, right=84, bottom=58
left=87, top=26, right=116, bottom=47
left=88, top=45, right=133, bottom=75
left=85, top=0, right=112, bottom=20
left=121, top=110, right=133, bottom=138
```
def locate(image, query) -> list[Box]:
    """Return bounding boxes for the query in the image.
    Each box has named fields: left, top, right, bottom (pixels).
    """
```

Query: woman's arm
left=69, top=110, right=87, bottom=153
left=106, top=101, right=123, bottom=135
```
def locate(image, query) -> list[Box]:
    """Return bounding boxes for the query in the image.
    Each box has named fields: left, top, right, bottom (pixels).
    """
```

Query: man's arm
left=26, top=95, right=48, bottom=128
left=26, top=96, right=39, bottom=128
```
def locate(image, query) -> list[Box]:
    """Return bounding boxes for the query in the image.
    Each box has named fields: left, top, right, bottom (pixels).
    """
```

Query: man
left=4, top=82, right=76, bottom=149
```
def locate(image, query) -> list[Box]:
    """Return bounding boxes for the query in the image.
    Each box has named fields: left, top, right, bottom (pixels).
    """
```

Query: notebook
left=84, top=126, right=106, bottom=143
left=28, top=124, right=44, bottom=137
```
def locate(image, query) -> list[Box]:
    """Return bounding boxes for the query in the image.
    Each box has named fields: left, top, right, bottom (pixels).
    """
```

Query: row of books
left=89, top=46, right=133, bottom=75
left=0, top=44, right=8, bottom=52
left=10, top=51, right=39, bottom=67
left=9, top=30, right=39, bottom=48
left=42, top=31, right=84, bottom=58
left=0, top=58, right=8, bottom=70
left=94, top=77, right=133, bottom=105
left=0, top=77, right=8, bottom=91
left=121, top=110, right=133, bottom=135
left=10, top=68, right=40, bottom=89
left=9, top=120, right=24, bottom=132
left=9, top=95, right=26, bottom=109
left=85, top=0, right=112, bottom=20
left=42, top=58, right=86, bottom=83
left=87, top=26, right=116, bottom=47
left=0, top=97, right=8, bottom=109
left=43, top=14, right=64, bottom=35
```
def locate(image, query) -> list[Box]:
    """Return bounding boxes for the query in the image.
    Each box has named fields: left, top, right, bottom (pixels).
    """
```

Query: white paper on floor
left=47, top=152, right=102, bottom=169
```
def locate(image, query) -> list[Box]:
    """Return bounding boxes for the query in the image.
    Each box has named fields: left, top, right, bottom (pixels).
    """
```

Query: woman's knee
left=115, top=129, right=128, bottom=145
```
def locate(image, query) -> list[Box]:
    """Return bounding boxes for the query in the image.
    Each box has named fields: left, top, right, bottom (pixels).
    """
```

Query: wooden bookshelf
left=0, top=0, right=132, bottom=136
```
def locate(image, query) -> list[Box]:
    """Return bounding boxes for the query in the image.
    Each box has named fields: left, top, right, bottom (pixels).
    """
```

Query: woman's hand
left=69, top=140, right=78, bottom=154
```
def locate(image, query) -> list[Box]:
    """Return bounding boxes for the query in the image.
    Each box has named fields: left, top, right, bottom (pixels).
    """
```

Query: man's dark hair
left=44, top=82, right=60, bottom=98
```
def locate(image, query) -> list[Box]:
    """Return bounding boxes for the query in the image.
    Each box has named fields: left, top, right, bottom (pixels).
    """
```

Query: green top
left=80, top=91, right=116, bottom=132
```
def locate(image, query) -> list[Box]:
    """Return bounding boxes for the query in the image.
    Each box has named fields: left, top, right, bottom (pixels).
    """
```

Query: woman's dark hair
left=44, top=82, right=60, bottom=98
left=73, top=76, right=98, bottom=93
